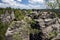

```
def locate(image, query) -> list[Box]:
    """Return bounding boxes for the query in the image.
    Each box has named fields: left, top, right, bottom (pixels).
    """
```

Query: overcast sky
left=0, top=0, right=53, bottom=9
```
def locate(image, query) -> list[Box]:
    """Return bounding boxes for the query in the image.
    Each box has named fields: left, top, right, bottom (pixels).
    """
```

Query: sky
left=0, top=0, right=54, bottom=9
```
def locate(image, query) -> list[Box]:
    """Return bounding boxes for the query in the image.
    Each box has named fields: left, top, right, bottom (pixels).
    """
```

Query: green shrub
left=0, top=20, right=9, bottom=40
left=13, top=32, right=22, bottom=40
left=15, top=10, right=25, bottom=20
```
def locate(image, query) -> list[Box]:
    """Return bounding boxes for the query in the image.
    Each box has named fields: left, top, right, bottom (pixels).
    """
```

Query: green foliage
left=15, top=10, right=25, bottom=20
left=47, top=0, right=60, bottom=18
left=13, top=32, right=22, bottom=40
left=27, top=10, right=32, bottom=14
left=0, top=9, right=5, bottom=15
left=28, top=26, right=41, bottom=34
left=49, top=32, right=55, bottom=38
left=31, top=29, right=40, bottom=34
left=55, top=13, right=60, bottom=18
left=47, top=0, right=60, bottom=9
left=49, top=31, right=58, bottom=39
left=28, top=20, right=41, bottom=34
left=30, top=19, right=36, bottom=24
left=0, top=20, right=9, bottom=40
left=48, top=2, right=56, bottom=9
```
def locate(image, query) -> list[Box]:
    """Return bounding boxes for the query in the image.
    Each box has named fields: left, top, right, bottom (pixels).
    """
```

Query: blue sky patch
left=0, top=0, right=50, bottom=9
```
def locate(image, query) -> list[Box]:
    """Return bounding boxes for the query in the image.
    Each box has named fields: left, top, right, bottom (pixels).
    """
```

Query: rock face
left=5, top=20, right=29, bottom=40
left=0, top=10, right=15, bottom=24
left=30, top=11, right=60, bottom=40
left=0, top=10, right=60, bottom=40
left=39, top=13, right=60, bottom=40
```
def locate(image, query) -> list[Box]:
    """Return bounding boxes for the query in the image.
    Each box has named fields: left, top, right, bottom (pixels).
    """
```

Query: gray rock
left=10, top=11, right=15, bottom=20
left=0, top=10, right=15, bottom=24
left=5, top=21, right=29, bottom=40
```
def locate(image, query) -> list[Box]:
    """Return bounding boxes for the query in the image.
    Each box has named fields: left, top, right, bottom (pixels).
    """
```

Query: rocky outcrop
left=0, top=10, right=60, bottom=40
left=0, top=10, right=15, bottom=24
left=5, top=20, right=30, bottom=40
left=31, top=12, right=60, bottom=40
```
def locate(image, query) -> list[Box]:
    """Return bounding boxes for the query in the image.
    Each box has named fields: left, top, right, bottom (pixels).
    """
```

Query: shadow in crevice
left=31, top=21, right=41, bottom=30
left=30, top=20, right=44, bottom=40
left=29, top=32, right=43, bottom=40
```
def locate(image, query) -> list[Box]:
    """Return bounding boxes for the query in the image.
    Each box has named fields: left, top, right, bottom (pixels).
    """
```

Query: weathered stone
left=0, top=10, right=15, bottom=24
left=0, top=10, right=60, bottom=40
left=5, top=20, right=29, bottom=40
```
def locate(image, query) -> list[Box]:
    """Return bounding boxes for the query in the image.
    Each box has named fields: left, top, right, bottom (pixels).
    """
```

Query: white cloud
left=0, top=3, right=10, bottom=8
left=49, top=0, right=55, bottom=2
left=2, top=0, right=14, bottom=3
left=0, top=0, right=30, bottom=9
left=28, top=0, right=46, bottom=9
left=28, top=4, right=46, bottom=9
left=1, top=0, right=22, bottom=8
left=17, top=0, right=22, bottom=2
left=29, top=0, right=44, bottom=4
left=0, top=0, right=46, bottom=9
left=1, top=0, right=16, bottom=6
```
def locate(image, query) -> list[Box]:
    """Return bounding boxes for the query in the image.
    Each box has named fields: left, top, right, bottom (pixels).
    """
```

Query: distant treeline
left=0, top=7, right=60, bottom=12
left=0, top=7, right=60, bottom=18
